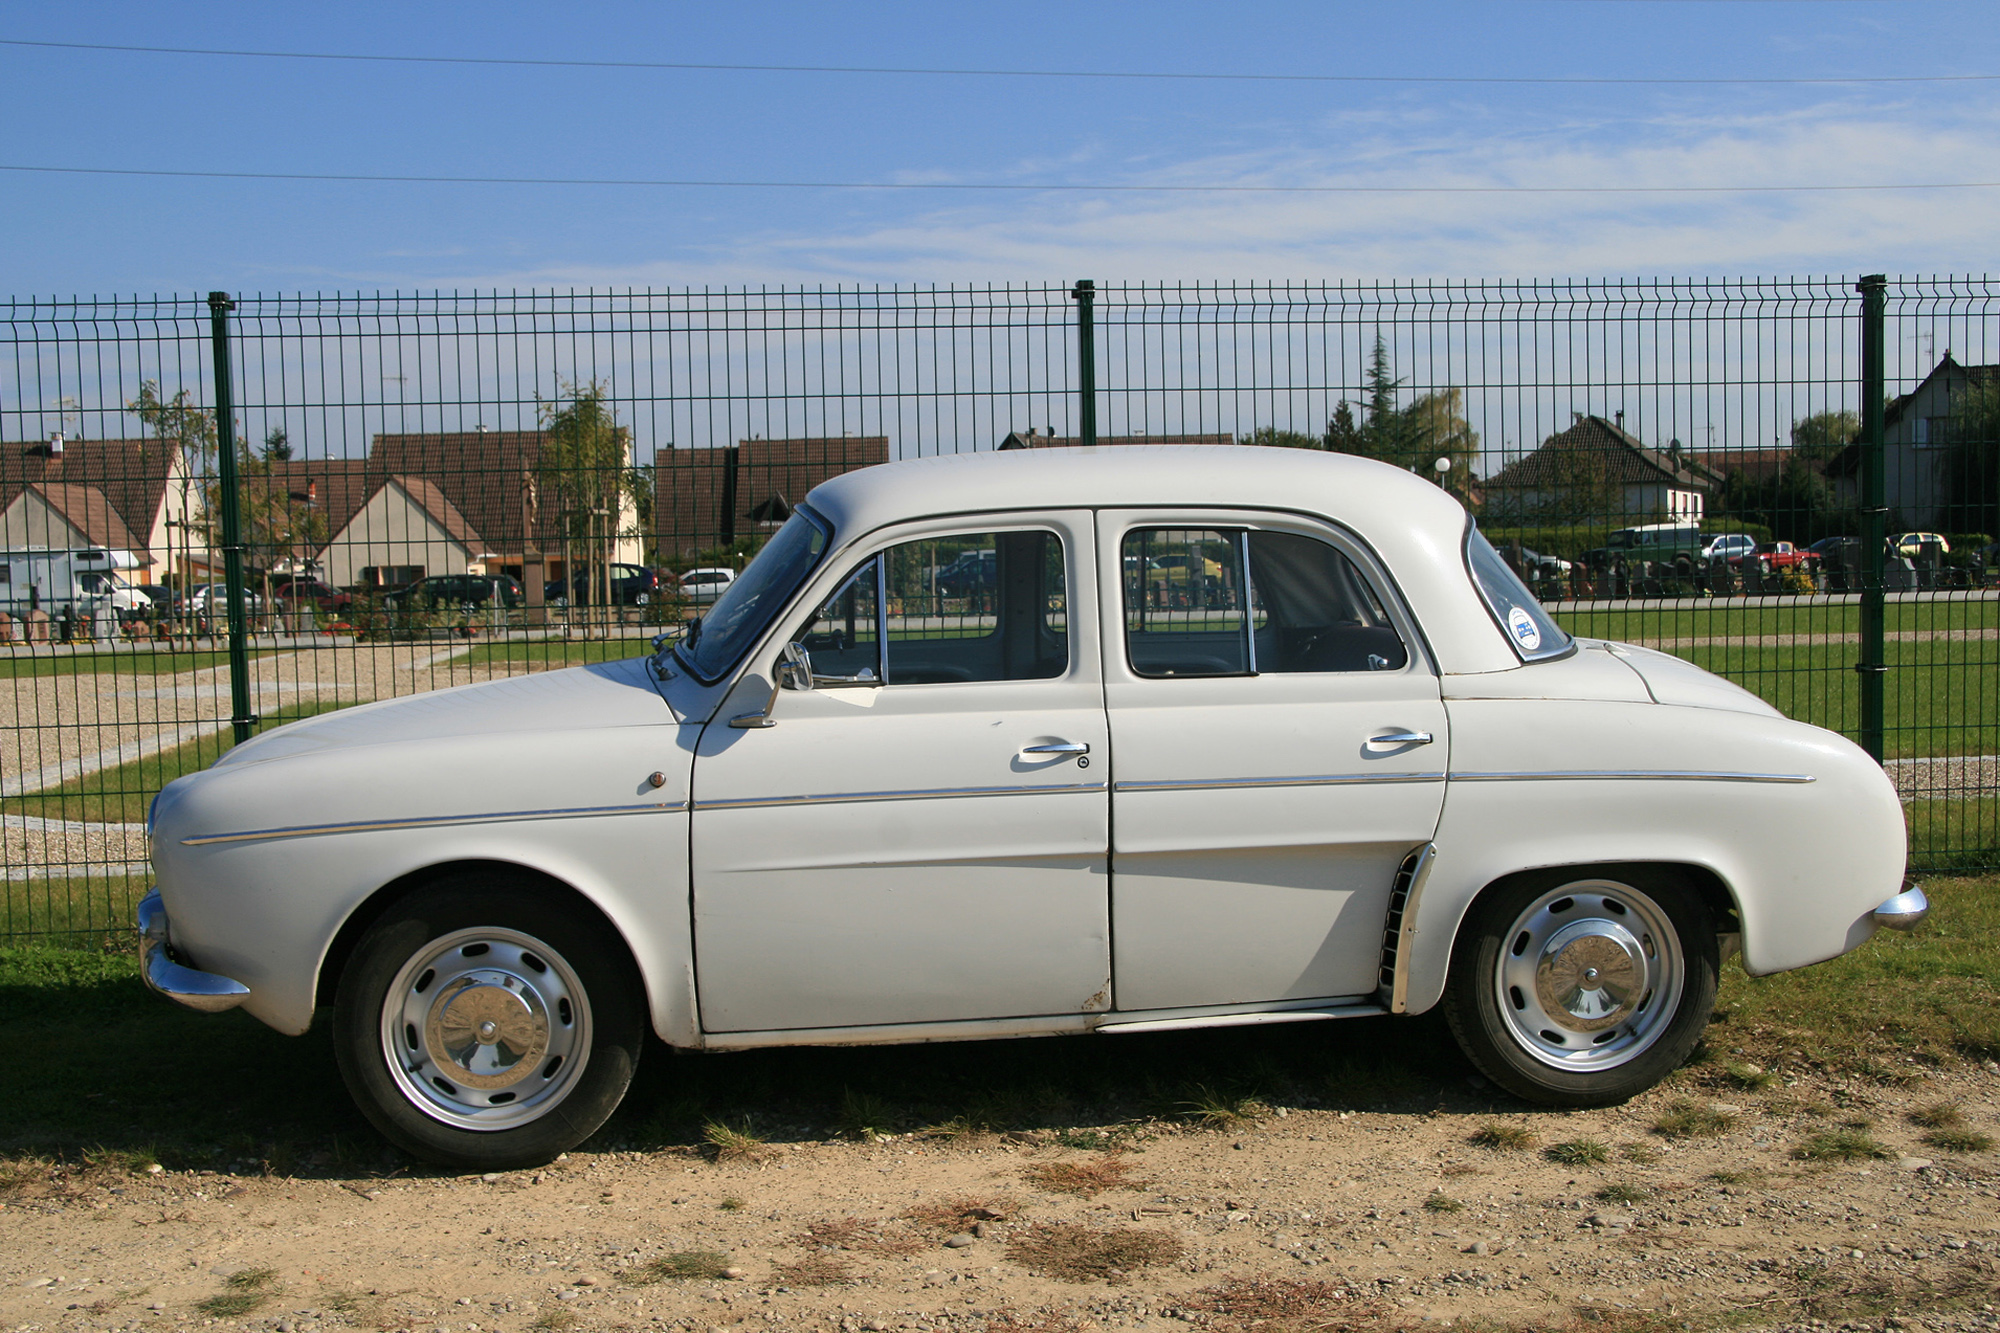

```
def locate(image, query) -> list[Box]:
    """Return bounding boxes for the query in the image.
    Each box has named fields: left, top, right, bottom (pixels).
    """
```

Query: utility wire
left=3, top=162, right=1996, bottom=193
left=0, top=36, right=1991, bottom=86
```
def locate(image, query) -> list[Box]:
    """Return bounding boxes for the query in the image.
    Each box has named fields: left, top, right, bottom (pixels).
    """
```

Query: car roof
left=804, top=445, right=1519, bottom=675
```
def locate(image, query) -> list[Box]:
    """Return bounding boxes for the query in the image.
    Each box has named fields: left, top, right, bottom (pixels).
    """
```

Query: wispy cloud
left=416, top=100, right=2000, bottom=289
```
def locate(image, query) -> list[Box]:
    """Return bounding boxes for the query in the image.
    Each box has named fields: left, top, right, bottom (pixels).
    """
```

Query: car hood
left=216, top=657, right=675, bottom=767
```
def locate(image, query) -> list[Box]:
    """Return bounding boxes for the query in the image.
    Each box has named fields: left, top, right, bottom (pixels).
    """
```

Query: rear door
left=1100, top=510, right=1448, bottom=1012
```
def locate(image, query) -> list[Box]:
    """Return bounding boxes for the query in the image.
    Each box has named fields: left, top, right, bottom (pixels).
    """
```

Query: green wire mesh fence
left=1, top=277, right=1994, bottom=940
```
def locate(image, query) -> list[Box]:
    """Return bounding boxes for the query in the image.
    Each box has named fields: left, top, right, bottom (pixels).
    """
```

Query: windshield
left=1465, top=524, right=1573, bottom=663
left=675, top=510, right=830, bottom=683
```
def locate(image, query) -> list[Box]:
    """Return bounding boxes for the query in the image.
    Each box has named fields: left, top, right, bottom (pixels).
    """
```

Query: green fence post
left=1857, top=274, right=1887, bottom=763
left=207, top=291, right=256, bottom=746
left=1072, top=280, right=1097, bottom=447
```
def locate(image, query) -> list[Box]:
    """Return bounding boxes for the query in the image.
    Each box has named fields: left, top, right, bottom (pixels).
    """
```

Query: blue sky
left=1, top=1, right=1996, bottom=294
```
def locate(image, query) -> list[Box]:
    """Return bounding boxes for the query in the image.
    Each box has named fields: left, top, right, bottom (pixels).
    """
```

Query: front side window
left=678, top=510, right=829, bottom=682
left=1123, top=527, right=1408, bottom=677
left=799, top=529, right=1067, bottom=685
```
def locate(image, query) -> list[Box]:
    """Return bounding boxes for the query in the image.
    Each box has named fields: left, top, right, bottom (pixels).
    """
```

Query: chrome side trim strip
left=1114, top=772, right=1446, bottom=794
left=181, top=802, right=683, bottom=847
left=1095, top=1002, right=1384, bottom=1035
left=1450, top=770, right=1814, bottom=785
left=697, top=781, right=1107, bottom=813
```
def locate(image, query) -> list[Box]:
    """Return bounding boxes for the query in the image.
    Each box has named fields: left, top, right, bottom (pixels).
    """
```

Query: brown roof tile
left=0, top=437, right=179, bottom=547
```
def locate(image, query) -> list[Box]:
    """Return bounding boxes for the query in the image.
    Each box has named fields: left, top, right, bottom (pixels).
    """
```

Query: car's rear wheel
left=1443, top=870, right=1716, bottom=1107
left=333, top=875, right=643, bottom=1169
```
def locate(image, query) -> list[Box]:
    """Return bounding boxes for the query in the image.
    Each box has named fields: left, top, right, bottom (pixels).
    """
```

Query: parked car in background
left=271, top=577, right=355, bottom=614
left=185, top=583, right=265, bottom=615
left=1701, top=533, right=1758, bottom=566
left=384, top=574, right=523, bottom=611
left=678, top=567, right=736, bottom=604
left=1890, top=532, right=1951, bottom=557
left=1734, top=541, right=1816, bottom=575
left=1582, top=522, right=1704, bottom=572
left=933, top=548, right=996, bottom=596
left=140, top=446, right=1920, bottom=1170
left=544, top=563, right=662, bottom=607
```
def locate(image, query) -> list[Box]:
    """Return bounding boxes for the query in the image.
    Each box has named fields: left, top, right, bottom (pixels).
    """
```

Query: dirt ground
left=3, top=1064, right=1997, bottom=1333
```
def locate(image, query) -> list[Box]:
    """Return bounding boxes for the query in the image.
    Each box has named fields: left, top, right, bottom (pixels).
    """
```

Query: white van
left=0, top=547, right=152, bottom=618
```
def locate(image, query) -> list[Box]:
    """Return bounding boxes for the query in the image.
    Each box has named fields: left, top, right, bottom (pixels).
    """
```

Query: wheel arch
left=314, top=858, right=643, bottom=1012
left=1401, top=855, right=1742, bottom=1016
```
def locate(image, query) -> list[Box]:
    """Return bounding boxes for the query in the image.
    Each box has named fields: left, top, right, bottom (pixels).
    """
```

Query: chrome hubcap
left=381, top=927, right=591, bottom=1131
left=1493, top=881, right=1684, bottom=1072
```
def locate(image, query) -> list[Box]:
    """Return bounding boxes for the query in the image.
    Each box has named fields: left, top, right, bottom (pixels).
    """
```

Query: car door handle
left=1366, top=731, right=1434, bottom=748
left=1021, top=741, right=1091, bottom=755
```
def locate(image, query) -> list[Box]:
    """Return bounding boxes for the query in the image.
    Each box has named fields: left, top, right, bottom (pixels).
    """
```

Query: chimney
left=48, top=431, right=64, bottom=457
left=1614, top=410, right=1625, bottom=431
left=307, top=479, right=318, bottom=507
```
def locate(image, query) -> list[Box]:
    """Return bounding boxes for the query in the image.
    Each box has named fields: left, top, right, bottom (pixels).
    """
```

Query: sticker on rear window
left=1507, top=604, right=1542, bottom=652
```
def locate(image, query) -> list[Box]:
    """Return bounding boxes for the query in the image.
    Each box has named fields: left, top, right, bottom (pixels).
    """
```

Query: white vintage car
left=140, top=446, right=1924, bottom=1169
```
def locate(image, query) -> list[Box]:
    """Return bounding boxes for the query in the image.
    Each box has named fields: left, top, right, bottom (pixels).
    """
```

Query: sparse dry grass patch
left=1005, top=1223, right=1183, bottom=1283
left=1023, top=1153, right=1139, bottom=1197
left=1468, top=1123, right=1535, bottom=1150
left=625, top=1250, right=733, bottom=1283
left=1179, top=1274, right=1380, bottom=1333
left=1794, top=1128, right=1893, bottom=1162
left=1422, top=1192, right=1463, bottom=1213
left=773, top=1253, right=855, bottom=1287
left=1923, top=1127, right=1995, bottom=1153
left=1596, top=1183, right=1650, bottom=1204
left=1652, top=1098, right=1736, bottom=1139
left=530, top=1309, right=579, bottom=1333
left=195, top=1268, right=280, bottom=1318
left=1178, top=1085, right=1270, bottom=1129
left=1544, top=1138, right=1610, bottom=1166
left=702, top=1117, right=768, bottom=1161
left=1908, top=1101, right=1964, bottom=1129
left=798, top=1217, right=927, bottom=1257
left=905, top=1196, right=1009, bottom=1237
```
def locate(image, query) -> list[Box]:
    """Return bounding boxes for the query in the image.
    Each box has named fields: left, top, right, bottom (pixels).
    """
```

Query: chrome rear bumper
left=138, top=890, right=250, bottom=1013
left=1871, top=882, right=1930, bottom=932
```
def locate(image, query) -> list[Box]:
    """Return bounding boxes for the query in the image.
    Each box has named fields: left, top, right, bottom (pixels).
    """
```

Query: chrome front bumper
left=1871, top=882, right=1930, bottom=932
left=137, top=890, right=250, bottom=1013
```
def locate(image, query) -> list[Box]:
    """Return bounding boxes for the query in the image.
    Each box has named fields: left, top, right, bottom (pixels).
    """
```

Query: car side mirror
left=779, top=641, right=815, bottom=691
left=729, top=642, right=816, bottom=729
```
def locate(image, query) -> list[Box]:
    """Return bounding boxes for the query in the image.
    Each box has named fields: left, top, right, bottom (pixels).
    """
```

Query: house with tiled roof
left=0, top=436, right=191, bottom=573
left=653, top=436, right=890, bottom=560
left=1864, top=354, right=2000, bottom=529
left=1481, top=414, right=1720, bottom=523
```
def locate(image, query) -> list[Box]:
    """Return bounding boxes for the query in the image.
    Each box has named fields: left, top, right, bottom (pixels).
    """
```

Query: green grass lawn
left=0, top=647, right=277, bottom=679
left=0, top=875, right=148, bottom=945
left=1, top=699, right=352, bottom=825
left=461, top=637, right=654, bottom=669
left=1555, top=595, right=2000, bottom=645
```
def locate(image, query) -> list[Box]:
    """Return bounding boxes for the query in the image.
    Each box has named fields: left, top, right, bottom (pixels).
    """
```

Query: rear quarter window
left=1466, top=525, right=1573, bottom=663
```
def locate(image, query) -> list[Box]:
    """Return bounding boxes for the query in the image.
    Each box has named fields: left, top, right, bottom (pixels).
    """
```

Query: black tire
left=333, top=873, right=644, bottom=1169
left=1442, top=869, right=1717, bottom=1107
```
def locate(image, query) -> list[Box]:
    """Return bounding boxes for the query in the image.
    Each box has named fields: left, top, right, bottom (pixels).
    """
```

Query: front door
left=1101, top=512, right=1449, bottom=1012
left=690, top=512, right=1112, bottom=1034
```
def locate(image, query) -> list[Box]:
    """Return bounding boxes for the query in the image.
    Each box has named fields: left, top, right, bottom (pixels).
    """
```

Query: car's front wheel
left=333, top=875, right=644, bottom=1169
left=1443, top=870, right=1717, bottom=1107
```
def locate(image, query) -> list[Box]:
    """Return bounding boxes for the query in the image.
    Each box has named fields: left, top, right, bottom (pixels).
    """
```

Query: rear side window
left=1122, top=527, right=1409, bottom=677
left=1466, top=524, right=1572, bottom=662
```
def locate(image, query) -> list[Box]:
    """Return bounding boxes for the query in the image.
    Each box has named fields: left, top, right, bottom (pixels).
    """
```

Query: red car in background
left=1730, top=541, right=1817, bottom=575
left=270, top=577, right=355, bottom=614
